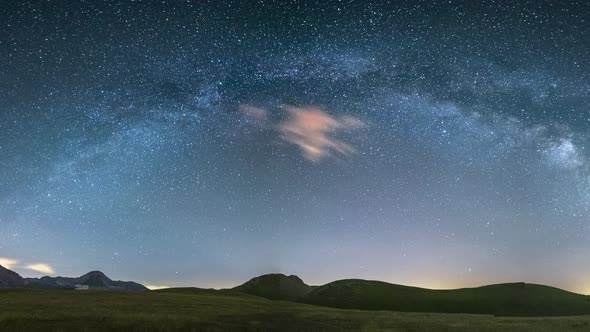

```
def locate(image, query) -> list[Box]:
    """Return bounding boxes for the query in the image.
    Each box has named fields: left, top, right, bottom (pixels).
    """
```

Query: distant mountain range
left=0, top=265, right=147, bottom=291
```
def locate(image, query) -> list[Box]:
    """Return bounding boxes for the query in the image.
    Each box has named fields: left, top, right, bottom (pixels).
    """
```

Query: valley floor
left=1, top=289, right=590, bottom=331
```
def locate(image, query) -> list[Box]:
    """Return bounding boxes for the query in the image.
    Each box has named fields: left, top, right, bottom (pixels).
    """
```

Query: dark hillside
left=233, top=273, right=312, bottom=301
left=302, top=280, right=590, bottom=316
left=0, top=265, right=24, bottom=288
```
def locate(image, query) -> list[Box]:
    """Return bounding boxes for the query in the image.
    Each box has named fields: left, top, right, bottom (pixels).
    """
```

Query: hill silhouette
left=0, top=264, right=24, bottom=288
left=302, top=279, right=590, bottom=316
left=233, top=273, right=313, bottom=301
left=203, top=273, right=590, bottom=316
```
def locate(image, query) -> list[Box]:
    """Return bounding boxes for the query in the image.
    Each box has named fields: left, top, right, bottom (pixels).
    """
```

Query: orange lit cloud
left=278, top=106, right=363, bottom=161
left=239, top=104, right=363, bottom=161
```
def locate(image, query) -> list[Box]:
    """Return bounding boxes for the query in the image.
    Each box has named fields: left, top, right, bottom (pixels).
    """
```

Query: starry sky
left=1, top=0, right=590, bottom=292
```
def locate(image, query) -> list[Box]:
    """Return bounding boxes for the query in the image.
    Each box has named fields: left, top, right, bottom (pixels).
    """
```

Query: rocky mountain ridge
left=0, top=265, right=147, bottom=291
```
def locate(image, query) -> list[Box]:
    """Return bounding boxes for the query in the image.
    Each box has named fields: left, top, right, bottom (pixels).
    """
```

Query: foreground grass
left=1, top=289, right=590, bottom=331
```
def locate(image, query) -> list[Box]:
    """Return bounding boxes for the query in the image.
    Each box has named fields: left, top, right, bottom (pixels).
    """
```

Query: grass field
left=2, top=289, right=590, bottom=331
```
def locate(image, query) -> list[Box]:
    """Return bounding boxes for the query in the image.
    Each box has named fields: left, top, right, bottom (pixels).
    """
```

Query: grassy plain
left=1, top=288, right=590, bottom=331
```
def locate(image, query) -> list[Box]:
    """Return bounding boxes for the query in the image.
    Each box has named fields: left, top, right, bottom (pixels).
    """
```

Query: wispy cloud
left=278, top=106, right=364, bottom=161
left=25, top=263, right=55, bottom=275
left=0, top=258, right=55, bottom=275
left=239, top=105, right=269, bottom=122
left=0, top=257, right=18, bottom=270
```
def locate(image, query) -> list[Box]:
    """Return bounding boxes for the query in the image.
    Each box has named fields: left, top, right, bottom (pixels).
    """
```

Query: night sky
left=1, top=1, right=590, bottom=292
